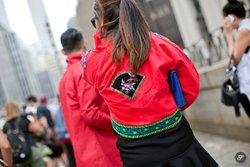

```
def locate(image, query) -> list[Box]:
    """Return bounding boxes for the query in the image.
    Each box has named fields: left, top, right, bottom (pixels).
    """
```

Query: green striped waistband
left=111, top=109, right=182, bottom=139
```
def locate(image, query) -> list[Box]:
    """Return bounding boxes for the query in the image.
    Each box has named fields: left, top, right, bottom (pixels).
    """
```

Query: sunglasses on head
left=91, top=16, right=98, bottom=28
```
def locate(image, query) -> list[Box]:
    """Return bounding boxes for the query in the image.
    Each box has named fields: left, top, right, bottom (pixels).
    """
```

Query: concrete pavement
left=195, top=131, right=250, bottom=167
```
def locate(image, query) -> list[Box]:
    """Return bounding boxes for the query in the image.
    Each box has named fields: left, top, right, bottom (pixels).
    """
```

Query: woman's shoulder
left=150, top=32, right=173, bottom=44
left=150, top=32, right=181, bottom=51
left=82, top=47, right=109, bottom=85
left=82, top=47, right=108, bottom=69
left=149, top=32, right=184, bottom=58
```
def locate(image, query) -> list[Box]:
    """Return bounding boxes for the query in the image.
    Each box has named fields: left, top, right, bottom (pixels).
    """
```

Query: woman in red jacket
left=83, top=0, right=218, bottom=166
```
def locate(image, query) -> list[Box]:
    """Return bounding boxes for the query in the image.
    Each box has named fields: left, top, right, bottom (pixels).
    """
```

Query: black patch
left=111, top=72, right=144, bottom=99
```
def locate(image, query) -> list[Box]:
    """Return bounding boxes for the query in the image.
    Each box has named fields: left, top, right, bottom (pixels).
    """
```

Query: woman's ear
left=96, top=18, right=105, bottom=32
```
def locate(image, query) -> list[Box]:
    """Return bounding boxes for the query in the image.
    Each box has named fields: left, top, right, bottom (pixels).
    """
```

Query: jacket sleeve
left=64, top=71, right=81, bottom=112
left=78, top=74, right=113, bottom=131
left=159, top=38, right=200, bottom=110
left=175, top=46, right=200, bottom=110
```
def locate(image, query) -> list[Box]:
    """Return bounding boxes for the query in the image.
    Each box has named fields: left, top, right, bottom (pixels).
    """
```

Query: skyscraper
left=0, top=0, right=10, bottom=30
left=36, top=70, right=56, bottom=99
left=27, top=0, right=62, bottom=94
left=0, top=0, right=41, bottom=106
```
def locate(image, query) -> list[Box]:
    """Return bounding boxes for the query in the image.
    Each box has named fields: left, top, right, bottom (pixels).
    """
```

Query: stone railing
left=184, top=27, right=229, bottom=68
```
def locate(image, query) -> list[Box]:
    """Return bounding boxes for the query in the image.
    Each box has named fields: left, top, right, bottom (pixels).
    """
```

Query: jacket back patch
left=111, top=72, right=145, bottom=99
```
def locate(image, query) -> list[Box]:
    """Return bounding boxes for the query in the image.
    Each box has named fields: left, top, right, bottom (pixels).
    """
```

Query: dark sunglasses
left=91, top=16, right=98, bottom=28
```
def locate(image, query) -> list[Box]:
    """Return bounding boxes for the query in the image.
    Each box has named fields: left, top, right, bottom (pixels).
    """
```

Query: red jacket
left=83, top=32, right=200, bottom=126
left=59, top=53, right=121, bottom=167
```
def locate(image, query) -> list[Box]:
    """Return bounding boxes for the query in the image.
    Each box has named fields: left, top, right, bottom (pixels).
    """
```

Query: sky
left=3, top=0, right=77, bottom=49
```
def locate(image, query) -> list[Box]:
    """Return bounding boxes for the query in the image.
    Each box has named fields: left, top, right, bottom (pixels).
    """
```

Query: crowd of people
left=0, top=96, right=75, bottom=167
left=0, top=0, right=249, bottom=167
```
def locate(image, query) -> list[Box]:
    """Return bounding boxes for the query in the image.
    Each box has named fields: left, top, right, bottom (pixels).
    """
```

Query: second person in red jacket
left=59, top=28, right=121, bottom=167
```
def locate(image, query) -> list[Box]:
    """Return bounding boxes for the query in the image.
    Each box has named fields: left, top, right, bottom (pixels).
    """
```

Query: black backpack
left=5, top=117, right=32, bottom=164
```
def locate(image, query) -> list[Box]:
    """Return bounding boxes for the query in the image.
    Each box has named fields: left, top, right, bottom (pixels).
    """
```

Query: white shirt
left=237, top=18, right=250, bottom=100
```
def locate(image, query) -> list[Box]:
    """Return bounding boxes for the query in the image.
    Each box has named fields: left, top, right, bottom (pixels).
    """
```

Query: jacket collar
left=66, top=53, right=83, bottom=65
left=94, top=32, right=111, bottom=49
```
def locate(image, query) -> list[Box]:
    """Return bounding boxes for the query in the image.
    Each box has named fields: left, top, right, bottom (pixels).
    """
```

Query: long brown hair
left=94, top=0, right=151, bottom=74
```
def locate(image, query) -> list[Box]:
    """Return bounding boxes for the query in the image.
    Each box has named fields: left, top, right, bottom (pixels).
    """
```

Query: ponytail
left=112, top=0, right=151, bottom=74
left=94, top=0, right=151, bottom=74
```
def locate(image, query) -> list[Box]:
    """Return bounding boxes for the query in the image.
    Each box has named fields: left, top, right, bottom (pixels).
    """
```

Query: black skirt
left=116, top=117, right=218, bottom=167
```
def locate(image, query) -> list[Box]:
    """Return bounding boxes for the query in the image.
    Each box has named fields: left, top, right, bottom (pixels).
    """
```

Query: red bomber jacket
left=83, top=32, right=200, bottom=126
